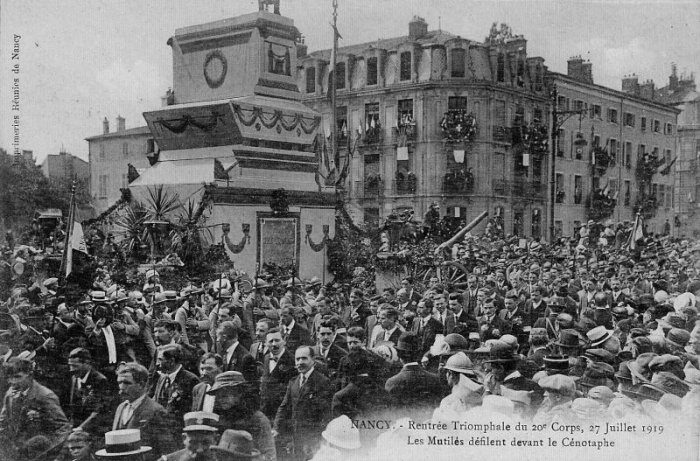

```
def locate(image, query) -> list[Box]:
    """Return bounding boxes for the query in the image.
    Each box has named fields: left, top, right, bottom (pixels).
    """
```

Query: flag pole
left=330, top=0, right=339, bottom=171
left=59, top=180, right=77, bottom=280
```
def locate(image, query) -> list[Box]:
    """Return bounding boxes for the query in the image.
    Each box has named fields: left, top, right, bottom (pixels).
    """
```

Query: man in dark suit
left=313, top=320, right=347, bottom=385
left=401, top=277, right=423, bottom=304
left=411, top=299, right=443, bottom=357
left=0, top=358, right=72, bottom=460
left=191, top=352, right=223, bottom=412
left=433, top=293, right=456, bottom=335
left=448, top=293, right=479, bottom=335
left=113, top=362, right=177, bottom=459
left=260, top=328, right=297, bottom=420
left=250, top=319, right=274, bottom=365
left=273, top=346, right=332, bottom=461
left=608, top=278, right=628, bottom=306
left=478, top=300, right=510, bottom=342
left=149, top=344, right=200, bottom=430
left=279, top=308, right=313, bottom=353
left=66, top=347, right=112, bottom=435
left=159, top=412, right=232, bottom=461
left=215, top=321, right=257, bottom=382
left=461, top=275, right=480, bottom=316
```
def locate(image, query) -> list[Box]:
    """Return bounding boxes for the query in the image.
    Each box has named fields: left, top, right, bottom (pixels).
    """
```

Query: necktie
left=269, top=356, right=278, bottom=372
left=121, top=402, right=132, bottom=427
left=300, top=375, right=306, bottom=387
left=159, top=376, right=171, bottom=402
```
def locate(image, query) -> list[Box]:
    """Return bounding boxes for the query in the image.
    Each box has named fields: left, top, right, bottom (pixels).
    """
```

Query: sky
left=1, top=0, right=698, bottom=164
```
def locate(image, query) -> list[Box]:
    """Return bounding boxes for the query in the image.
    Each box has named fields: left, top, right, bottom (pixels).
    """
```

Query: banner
left=66, top=221, right=88, bottom=277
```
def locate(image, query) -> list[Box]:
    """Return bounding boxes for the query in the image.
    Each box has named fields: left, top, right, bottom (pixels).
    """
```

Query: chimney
left=103, top=117, right=110, bottom=134
left=567, top=56, right=583, bottom=79
left=669, top=63, right=678, bottom=91
left=621, top=74, right=639, bottom=96
left=639, top=80, right=655, bottom=100
left=296, top=35, right=308, bottom=58
left=117, top=115, right=125, bottom=132
left=408, top=16, right=428, bottom=41
left=580, top=60, right=593, bottom=84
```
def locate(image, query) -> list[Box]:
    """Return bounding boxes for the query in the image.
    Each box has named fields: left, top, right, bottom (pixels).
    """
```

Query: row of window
left=331, top=97, right=546, bottom=141
left=306, top=49, right=545, bottom=93
left=557, top=96, right=673, bottom=134
left=557, top=130, right=673, bottom=166
left=97, top=174, right=130, bottom=198
left=554, top=173, right=673, bottom=208
left=96, top=139, right=155, bottom=160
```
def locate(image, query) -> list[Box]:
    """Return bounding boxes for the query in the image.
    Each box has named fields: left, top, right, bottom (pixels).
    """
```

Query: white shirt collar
left=78, top=370, right=90, bottom=385
left=302, top=367, right=315, bottom=380
left=128, top=393, right=147, bottom=409
left=226, top=342, right=239, bottom=357
left=161, top=365, right=182, bottom=382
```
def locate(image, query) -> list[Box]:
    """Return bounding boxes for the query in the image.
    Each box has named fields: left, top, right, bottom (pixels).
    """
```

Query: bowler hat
left=483, top=342, right=518, bottom=363
left=216, top=430, right=261, bottom=459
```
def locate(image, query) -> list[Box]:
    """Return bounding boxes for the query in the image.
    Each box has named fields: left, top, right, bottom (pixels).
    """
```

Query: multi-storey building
left=301, top=18, right=551, bottom=237
left=85, top=116, right=155, bottom=213
left=656, top=66, right=700, bottom=238
left=300, top=18, right=679, bottom=238
left=551, top=60, right=679, bottom=237
left=40, top=149, right=89, bottom=184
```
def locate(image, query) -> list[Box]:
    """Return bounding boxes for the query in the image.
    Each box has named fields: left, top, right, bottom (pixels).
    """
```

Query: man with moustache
left=190, top=353, right=223, bottom=412
left=250, top=319, right=273, bottom=365
left=260, top=328, right=297, bottom=420
left=112, top=362, right=176, bottom=459
left=150, top=345, right=200, bottom=432
left=313, top=320, right=347, bottom=384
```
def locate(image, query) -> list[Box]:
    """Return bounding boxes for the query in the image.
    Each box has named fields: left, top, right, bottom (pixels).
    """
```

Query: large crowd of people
left=1, top=218, right=700, bottom=461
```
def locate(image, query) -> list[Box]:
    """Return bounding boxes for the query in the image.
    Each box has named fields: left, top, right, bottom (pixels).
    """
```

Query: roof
left=307, top=29, right=461, bottom=61
left=656, top=84, right=700, bottom=105
left=549, top=72, right=681, bottom=114
left=85, top=126, right=151, bottom=141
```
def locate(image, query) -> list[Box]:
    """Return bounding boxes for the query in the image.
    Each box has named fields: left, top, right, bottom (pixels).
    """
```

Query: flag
left=627, top=214, right=645, bottom=251
left=327, top=23, right=342, bottom=100
left=66, top=221, right=88, bottom=277
left=659, top=157, right=677, bottom=175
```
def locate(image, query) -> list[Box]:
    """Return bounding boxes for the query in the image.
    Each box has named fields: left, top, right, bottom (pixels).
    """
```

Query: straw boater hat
left=95, top=429, right=151, bottom=457
left=586, top=326, right=612, bottom=347
left=322, top=415, right=361, bottom=449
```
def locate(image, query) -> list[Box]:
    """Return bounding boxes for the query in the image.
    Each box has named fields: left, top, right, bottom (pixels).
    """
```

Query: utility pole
left=549, top=83, right=591, bottom=242
left=331, top=0, right=339, bottom=171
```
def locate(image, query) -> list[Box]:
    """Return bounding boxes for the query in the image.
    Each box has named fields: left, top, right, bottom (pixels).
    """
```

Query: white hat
left=322, top=415, right=361, bottom=449
left=95, top=429, right=151, bottom=457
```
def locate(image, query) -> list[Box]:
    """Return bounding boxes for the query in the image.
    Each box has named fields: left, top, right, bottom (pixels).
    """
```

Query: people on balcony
left=395, top=171, right=416, bottom=194
left=440, top=110, right=476, bottom=142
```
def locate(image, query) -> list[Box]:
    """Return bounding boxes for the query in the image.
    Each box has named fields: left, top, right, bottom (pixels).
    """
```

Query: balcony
left=492, top=179, right=546, bottom=201
left=393, top=177, right=417, bottom=195
left=353, top=177, right=384, bottom=199
left=362, top=125, right=383, bottom=145
left=440, top=110, right=477, bottom=143
left=393, top=123, right=418, bottom=143
left=492, top=126, right=511, bottom=143
left=443, top=170, right=475, bottom=194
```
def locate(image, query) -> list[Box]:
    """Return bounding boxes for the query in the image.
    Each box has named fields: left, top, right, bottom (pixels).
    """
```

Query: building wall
left=41, top=153, right=89, bottom=183
left=87, top=131, right=153, bottom=213
left=554, top=76, right=678, bottom=237
left=302, top=32, right=555, bottom=238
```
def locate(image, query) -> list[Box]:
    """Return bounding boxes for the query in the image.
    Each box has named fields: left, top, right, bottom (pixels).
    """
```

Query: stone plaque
left=259, top=217, right=298, bottom=267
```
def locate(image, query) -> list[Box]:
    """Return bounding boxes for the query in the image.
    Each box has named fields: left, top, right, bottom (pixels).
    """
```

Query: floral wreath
left=204, top=50, right=228, bottom=89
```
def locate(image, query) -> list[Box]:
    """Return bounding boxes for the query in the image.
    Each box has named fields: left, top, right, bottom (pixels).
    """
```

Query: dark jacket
left=0, top=380, right=71, bottom=454
left=384, top=363, right=444, bottom=418
left=411, top=316, right=443, bottom=356
left=67, top=368, right=113, bottom=434
left=149, top=367, right=200, bottom=425
left=112, top=395, right=177, bottom=459
left=273, top=369, right=332, bottom=442
left=260, top=349, right=297, bottom=420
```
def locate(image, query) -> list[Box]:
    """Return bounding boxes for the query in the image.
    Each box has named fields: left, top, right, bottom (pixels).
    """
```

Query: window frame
left=399, top=51, right=412, bottom=81
left=366, top=57, right=378, bottom=86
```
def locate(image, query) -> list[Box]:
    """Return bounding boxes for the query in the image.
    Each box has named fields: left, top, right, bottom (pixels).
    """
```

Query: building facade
left=301, top=19, right=551, bottom=237
left=656, top=66, right=699, bottom=238
left=552, top=62, right=678, bottom=238
left=85, top=117, right=155, bottom=214
left=300, top=18, right=679, bottom=239
left=40, top=149, right=89, bottom=184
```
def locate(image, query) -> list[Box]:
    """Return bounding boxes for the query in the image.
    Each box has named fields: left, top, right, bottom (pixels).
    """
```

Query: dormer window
left=367, top=57, right=378, bottom=85
left=305, top=67, right=316, bottom=94
left=497, top=53, right=505, bottom=82
left=400, top=51, right=411, bottom=81
left=451, top=48, right=465, bottom=78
